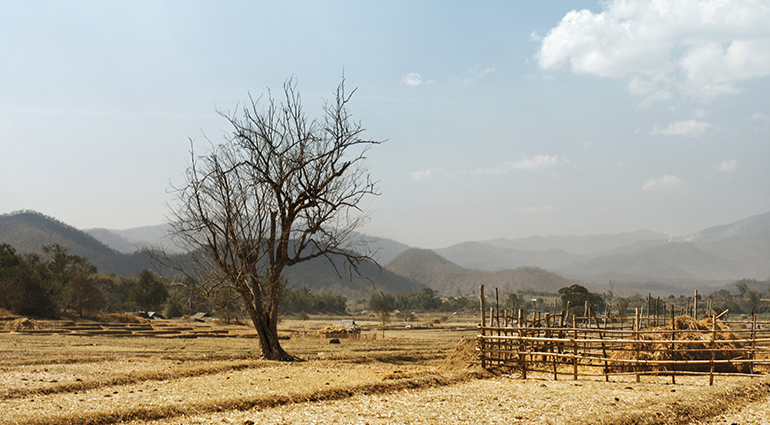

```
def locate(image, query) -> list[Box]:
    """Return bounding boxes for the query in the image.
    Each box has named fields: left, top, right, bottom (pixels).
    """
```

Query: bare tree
left=167, top=77, right=380, bottom=360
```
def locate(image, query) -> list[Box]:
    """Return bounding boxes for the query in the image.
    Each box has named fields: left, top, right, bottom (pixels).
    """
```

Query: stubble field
left=1, top=316, right=769, bottom=425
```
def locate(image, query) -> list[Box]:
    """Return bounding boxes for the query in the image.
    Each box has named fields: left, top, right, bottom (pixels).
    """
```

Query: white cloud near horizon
left=715, top=159, right=738, bottom=172
left=402, top=73, right=428, bottom=86
left=472, top=154, right=561, bottom=175
left=641, top=175, right=686, bottom=192
left=506, top=154, right=560, bottom=170
left=536, top=0, right=770, bottom=103
left=650, top=120, right=712, bottom=138
left=410, top=169, right=433, bottom=180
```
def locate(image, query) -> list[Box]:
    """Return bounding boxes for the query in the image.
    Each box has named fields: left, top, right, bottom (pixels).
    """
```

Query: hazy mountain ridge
left=385, top=248, right=578, bottom=295
left=435, top=242, right=581, bottom=271
left=3, top=209, right=768, bottom=296
left=0, top=211, right=415, bottom=296
left=481, top=229, right=668, bottom=255
left=439, top=212, right=770, bottom=282
left=0, top=211, right=152, bottom=276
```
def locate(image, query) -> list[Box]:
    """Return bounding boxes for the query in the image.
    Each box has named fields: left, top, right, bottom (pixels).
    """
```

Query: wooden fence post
left=694, top=289, right=698, bottom=321
left=671, top=304, right=676, bottom=385
left=635, top=308, right=640, bottom=383
left=709, top=313, right=716, bottom=386
left=479, top=285, right=486, bottom=370
left=572, top=314, right=578, bottom=380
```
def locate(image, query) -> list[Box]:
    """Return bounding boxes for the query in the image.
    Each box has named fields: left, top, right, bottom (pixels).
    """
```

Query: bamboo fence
left=476, top=285, right=770, bottom=385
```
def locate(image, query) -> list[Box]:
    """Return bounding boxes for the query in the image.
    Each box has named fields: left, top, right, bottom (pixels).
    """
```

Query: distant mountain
left=687, top=212, right=770, bottom=242
left=285, top=254, right=422, bottom=298
left=385, top=248, right=578, bottom=295
left=482, top=229, right=668, bottom=255
left=436, top=241, right=580, bottom=271
left=362, top=236, right=411, bottom=265
left=0, top=210, right=152, bottom=276
left=86, top=228, right=142, bottom=254
left=0, top=210, right=417, bottom=295
left=435, top=212, right=770, bottom=285
left=556, top=242, right=741, bottom=280
left=87, top=224, right=185, bottom=254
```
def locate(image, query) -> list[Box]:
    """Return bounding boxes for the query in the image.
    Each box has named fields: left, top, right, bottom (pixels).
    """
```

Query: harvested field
left=2, top=317, right=770, bottom=424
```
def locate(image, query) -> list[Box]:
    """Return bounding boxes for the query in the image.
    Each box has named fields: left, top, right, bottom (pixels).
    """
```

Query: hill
left=0, top=211, right=152, bottom=276
left=436, top=242, right=580, bottom=271
left=0, top=210, right=416, bottom=295
left=482, top=229, right=668, bottom=255
left=436, top=212, right=770, bottom=286
left=385, top=248, right=579, bottom=295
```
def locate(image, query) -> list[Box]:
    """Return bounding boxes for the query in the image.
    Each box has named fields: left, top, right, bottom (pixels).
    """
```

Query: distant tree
left=559, top=284, right=604, bottom=317
left=129, top=269, right=169, bottom=313
left=372, top=292, right=392, bottom=338
left=164, top=77, right=380, bottom=360
left=162, top=289, right=187, bottom=319
left=0, top=243, right=56, bottom=317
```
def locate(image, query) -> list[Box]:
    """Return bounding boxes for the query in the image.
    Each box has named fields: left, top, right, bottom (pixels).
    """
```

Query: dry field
left=1, top=317, right=769, bottom=425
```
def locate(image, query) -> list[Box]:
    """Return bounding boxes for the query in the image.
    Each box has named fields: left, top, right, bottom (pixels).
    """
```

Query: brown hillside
left=385, top=248, right=578, bottom=295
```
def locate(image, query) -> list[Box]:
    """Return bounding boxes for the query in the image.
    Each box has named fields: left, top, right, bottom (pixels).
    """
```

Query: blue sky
left=2, top=1, right=769, bottom=248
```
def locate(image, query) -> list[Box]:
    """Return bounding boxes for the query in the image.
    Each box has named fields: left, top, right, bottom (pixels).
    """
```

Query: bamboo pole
left=692, top=289, right=698, bottom=322
left=709, top=312, right=716, bottom=386
left=479, top=285, right=486, bottom=370
left=671, top=304, right=676, bottom=385
left=635, top=308, right=641, bottom=383
left=572, top=313, right=578, bottom=380
left=751, top=307, right=756, bottom=375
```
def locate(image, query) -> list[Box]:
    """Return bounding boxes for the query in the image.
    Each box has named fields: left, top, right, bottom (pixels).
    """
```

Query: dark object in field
left=329, top=338, right=341, bottom=344
left=278, top=335, right=291, bottom=340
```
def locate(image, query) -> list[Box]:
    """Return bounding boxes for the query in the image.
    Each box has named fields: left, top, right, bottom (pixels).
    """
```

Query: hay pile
left=610, top=315, right=747, bottom=373
left=5, top=317, right=35, bottom=332
left=317, top=326, right=349, bottom=338
left=436, top=337, right=485, bottom=373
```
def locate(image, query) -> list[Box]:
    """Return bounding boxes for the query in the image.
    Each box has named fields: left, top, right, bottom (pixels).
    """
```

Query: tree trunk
left=242, top=284, right=295, bottom=361
left=253, top=311, right=293, bottom=361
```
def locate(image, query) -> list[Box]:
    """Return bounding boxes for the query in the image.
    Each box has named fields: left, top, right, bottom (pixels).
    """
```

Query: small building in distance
left=191, top=312, right=214, bottom=323
left=332, top=319, right=361, bottom=334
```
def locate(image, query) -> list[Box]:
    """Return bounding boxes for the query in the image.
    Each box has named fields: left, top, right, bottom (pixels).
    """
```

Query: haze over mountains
left=1, top=210, right=768, bottom=297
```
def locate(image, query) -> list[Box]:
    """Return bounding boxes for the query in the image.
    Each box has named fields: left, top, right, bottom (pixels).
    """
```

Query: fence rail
left=476, top=285, right=770, bottom=385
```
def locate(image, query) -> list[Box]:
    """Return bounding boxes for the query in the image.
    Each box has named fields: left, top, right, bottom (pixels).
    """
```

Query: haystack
left=436, top=337, right=485, bottom=373
left=6, top=317, right=35, bottom=332
left=317, top=326, right=349, bottom=339
left=609, top=316, right=747, bottom=373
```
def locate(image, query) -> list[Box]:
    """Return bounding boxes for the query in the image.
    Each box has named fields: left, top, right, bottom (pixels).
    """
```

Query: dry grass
left=1, top=317, right=769, bottom=425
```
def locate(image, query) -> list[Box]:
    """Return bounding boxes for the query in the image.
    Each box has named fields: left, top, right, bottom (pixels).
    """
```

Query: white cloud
left=506, top=154, right=559, bottom=171
left=751, top=112, right=770, bottom=122
left=641, top=175, right=686, bottom=192
left=650, top=120, right=712, bottom=138
left=402, top=73, right=425, bottom=86
left=715, top=159, right=737, bottom=172
left=410, top=169, right=433, bottom=180
left=476, top=67, right=496, bottom=77
left=517, top=205, right=555, bottom=214
left=536, top=0, right=770, bottom=103
left=472, top=154, right=562, bottom=175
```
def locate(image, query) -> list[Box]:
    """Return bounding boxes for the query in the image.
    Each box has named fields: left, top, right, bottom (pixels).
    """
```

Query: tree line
left=0, top=242, right=352, bottom=320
